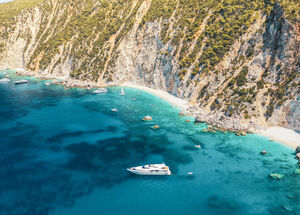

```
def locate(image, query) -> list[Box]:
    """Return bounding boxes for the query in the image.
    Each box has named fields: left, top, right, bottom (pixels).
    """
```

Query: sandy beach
left=121, top=82, right=188, bottom=110
left=257, top=126, right=300, bottom=149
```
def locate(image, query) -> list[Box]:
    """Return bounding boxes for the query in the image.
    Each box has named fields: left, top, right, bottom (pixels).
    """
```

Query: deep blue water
left=0, top=70, right=299, bottom=215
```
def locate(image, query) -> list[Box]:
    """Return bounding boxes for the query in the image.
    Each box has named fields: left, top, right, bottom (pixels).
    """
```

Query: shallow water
left=0, top=70, right=299, bottom=215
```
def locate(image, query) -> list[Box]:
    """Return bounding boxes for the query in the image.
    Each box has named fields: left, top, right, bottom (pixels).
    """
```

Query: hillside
left=0, top=0, right=299, bottom=131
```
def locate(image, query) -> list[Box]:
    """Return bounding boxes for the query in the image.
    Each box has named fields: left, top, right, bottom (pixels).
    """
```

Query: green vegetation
left=0, top=0, right=43, bottom=27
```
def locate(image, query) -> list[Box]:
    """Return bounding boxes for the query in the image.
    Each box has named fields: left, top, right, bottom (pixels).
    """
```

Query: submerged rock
left=269, top=173, right=285, bottom=180
left=294, top=169, right=300, bottom=174
left=151, top=125, right=160, bottom=129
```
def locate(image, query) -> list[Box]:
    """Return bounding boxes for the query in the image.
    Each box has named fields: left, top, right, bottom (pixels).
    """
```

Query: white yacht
left=111, top=108, right=118, bottom=112
left=120, top=87, right=125, bottom=95
left=93, top=88, right=108, bottom=94
left=127, top=163, right=171, bottom=175
left=14, top=80, right=28, bottom=84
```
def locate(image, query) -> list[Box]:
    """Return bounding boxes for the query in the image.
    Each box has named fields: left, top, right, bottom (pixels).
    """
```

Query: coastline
left=120, top=82, right=188, bottom=110
left=1, top=69, right=300, bottom=149
left=256, top=127, right=300, bottom=149
left=120, top=82, right=300, bottom=150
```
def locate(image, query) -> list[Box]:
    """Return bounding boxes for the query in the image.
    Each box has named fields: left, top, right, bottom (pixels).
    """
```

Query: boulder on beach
left=142, top=116, right=152, bottom=121
left=269, top=173, right=284, bottom=180
left=241, top=132, right=247, bottom=136
left=296, top=153, right=300, bottom=160
left=194, top=117, right=203, bottom=123
left=0, top=78, right=10, bottom=82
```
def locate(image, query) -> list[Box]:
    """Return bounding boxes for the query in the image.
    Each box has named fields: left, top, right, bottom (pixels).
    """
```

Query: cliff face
left=0, top=0, right=299, bottom=130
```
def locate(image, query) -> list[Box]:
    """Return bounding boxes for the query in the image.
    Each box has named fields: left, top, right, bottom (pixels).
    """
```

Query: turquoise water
left=0, top=70, right=299, bottom=215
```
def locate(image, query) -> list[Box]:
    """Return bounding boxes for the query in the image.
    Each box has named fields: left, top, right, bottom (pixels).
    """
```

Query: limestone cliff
left=0, top=0, right=299, bottom=131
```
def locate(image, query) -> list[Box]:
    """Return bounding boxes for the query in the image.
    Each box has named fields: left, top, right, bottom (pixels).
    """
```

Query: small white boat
left=14, top=80, right=28, bottom=85
left=119, top=87, right=125, bottom=95
left=111, top=108, right=118, bottom=112
left=0, top=78, right=10, bottom=83
left=187, top=172, right=194, bottom=175
left=127, top=163, right=171, bottom=175
left=194, top=145, right=201, bottom=149
left=93, top=88, right=108, bottom=94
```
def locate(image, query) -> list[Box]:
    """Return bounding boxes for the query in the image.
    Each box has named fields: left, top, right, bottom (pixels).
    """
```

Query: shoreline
left=256, top=127, right=300, bottom=149
left=120, top=83, right=300, bottom=149
left=120, top=82, right=188, bottom=110
left=1, top=69, right=300, bottom=149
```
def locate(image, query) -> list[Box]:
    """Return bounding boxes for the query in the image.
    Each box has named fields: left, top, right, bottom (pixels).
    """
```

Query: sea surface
left=0, top=70, right=299, bottom=215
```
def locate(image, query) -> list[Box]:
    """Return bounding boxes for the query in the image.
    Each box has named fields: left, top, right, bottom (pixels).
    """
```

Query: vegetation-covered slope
left=0, top=0, right=299, bottom=130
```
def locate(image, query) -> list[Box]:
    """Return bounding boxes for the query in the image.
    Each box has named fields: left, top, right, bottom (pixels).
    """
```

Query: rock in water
left=269, top=173, right=284, bottom=180
left=0, top=78, right=10, bottom=82
left=142, top=116, right=152, bottom=121
left=296, top=146, right=300, bottom=154
left=260, top=150, right=267, bottom=155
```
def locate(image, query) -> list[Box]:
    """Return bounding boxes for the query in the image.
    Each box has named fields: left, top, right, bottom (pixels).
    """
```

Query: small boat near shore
left=93, top=88, right=108, bottom=94
left=127, top=163, right=171, bottom=175
left=111, top=108, right=118, bottom=112
left=120, top=87, right=125, bottom=95
left=14, top=80, right=28, bottom=85
left=0, top=78, right=10, bottom=83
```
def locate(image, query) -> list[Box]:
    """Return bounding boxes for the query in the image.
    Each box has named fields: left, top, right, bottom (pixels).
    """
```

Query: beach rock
left=0, top=78, right=10, bottom=82
left=142, top=116, right=152, bottom=121
left=296, top=153, right=300, bottom=160
left=269, top=173, right=284, bottom=180
left=260, top=150, right=267, bottom=155
left=194, top=116, right=203, bottom=123
left=235, top=132, right=241, bottom=136
left=241, top=132, right=247, bottom=136
left=296, top=146, right=300, bottom=154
